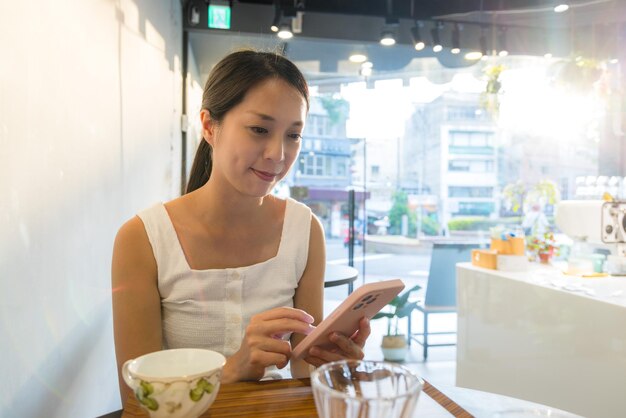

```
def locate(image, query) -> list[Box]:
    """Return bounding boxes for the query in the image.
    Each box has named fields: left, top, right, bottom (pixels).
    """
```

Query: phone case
left=291, top=279, right=405, bottom=360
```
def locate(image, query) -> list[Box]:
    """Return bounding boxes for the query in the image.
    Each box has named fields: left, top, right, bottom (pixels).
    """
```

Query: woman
left=112, top=50, right=370, bottom=404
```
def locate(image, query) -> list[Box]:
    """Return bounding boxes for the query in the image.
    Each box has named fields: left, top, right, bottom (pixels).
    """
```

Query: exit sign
left=208, top=4, right=231, bottom=29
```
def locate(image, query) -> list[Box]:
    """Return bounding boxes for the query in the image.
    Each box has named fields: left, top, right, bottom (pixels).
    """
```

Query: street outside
left=324, top=237, right=431, bottom=302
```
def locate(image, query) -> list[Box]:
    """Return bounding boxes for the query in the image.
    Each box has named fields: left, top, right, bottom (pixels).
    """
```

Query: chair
left=407, top=242, right=479, bottom=359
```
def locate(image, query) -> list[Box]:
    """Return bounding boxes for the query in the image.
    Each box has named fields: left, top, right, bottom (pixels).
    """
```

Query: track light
left=451, top=23, right=461, bottom=54
left=380, top=30, right=396, bottom=46
left=554, top=3, right=569, bottom=13
left=410, top=21, right=425, bottom=51
left=277, top=23, right=293, bottom=39
left=497, top=27, right=508, bottom=57
left=380, top=10, right=399, bottom=47
left=479, top=26, right=489, bottom=59
left=270, top=2, right=281, bottom=32
left=431, top=22, right=443, bottom=53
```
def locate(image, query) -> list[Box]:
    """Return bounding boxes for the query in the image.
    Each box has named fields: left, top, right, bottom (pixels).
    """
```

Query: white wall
left=0, top=0, right=183, bottom=416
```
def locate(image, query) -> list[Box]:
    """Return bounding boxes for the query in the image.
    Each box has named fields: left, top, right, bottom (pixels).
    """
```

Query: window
left=336, top=160, right=347, bottom=177
left=305, top=115, right=331, bottom=137
left=449, top=131, right=495, bottom=155
left=298, top=154, right=335, bottom=177
left=448, top=159, right=495, bottom=172
left=456, top=202, right=495, bottom=215
left=371, top=165, right=380, bottom=176
left=447, top=106, right=478, bottom=121
left=448, top=186, right=493, bottom=198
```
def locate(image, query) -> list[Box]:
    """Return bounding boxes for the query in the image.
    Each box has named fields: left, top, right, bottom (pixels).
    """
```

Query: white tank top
left=137, top=197, right=312, bottom=357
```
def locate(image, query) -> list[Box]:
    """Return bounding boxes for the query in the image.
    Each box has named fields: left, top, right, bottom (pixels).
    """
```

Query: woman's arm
left=290, top=215, right=326, bottom=378
left=111, top=217, right=162, bottom=406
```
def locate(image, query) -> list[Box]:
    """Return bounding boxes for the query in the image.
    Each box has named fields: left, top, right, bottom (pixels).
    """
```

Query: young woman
left=112, top=50, right=371, bottom=404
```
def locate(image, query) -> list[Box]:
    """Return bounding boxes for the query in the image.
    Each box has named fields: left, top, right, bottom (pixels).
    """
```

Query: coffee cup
left=122, top=348, right=226, bottom=418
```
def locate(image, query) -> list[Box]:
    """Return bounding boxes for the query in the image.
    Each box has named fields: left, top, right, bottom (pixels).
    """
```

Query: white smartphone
left=291, top=279, right=405, bottom=360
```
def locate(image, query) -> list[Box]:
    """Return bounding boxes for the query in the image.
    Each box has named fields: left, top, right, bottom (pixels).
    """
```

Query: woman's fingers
left=350, top=317, right=371, bottom=347
left=248, top=349, right=290, bottom=370
left=248, top=318, right=316, bottom=338
left=307, top=346, right=346, bottom=363
left=329, top=333, right=365, bottom=359
left=255, top=307, right=314, bottom=324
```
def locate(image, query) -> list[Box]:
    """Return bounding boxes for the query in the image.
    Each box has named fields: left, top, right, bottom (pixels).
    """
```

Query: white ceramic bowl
left=122, top=348, right=226, bottom=418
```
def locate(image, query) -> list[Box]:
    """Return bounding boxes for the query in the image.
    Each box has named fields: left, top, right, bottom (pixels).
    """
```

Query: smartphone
left=291, top=279, right=405, bottom=360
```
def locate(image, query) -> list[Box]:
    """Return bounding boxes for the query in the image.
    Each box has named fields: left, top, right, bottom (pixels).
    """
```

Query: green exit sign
left=208, top=4, right=231, bottom=29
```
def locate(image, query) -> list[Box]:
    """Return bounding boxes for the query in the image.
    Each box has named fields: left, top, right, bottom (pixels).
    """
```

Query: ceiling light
left=349, top=54, right=368, bottom=63
left=479, top=26, right=489, bottom=58
left=610, top=58, right=619, bottom=64
left=465, top=51, right=483, bottom=61
left=554, top=3, right=569, bottom=13
left=411, top=22, right=425, bottom=51
left=497, top=26, right=508, bottom=57
left=361, top=61, right=373, bottom=69
left=431, top=22, right=443, bottom=53
left=451, top=23, right=461, bottom=54
left=270, top=2, right=281, bottom=32
left=277, top=24, right=293, bottom=39
left=380, top=30, right=396, bottom=46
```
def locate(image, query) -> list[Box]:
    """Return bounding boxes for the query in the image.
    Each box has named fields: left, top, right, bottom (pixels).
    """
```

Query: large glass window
left=193, top=33, right=618, bottom=348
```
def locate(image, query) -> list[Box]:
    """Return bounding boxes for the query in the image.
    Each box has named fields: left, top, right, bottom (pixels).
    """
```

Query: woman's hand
left=303, top=317, right=371, bottom=367
left=222, top=307, right=315, bottom=383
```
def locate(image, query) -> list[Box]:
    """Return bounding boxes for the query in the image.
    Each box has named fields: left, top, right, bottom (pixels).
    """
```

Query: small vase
left=538, top=252, right=551, bottom=264
left=381, top=335, right=408, bottom=362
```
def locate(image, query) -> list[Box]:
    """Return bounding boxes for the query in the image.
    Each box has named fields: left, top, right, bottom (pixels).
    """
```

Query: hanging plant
left=480, top=64, right=505, bottom=117
left=319, top=95, right=350, bottom=127
left=551, top=57, right=602, bottom=93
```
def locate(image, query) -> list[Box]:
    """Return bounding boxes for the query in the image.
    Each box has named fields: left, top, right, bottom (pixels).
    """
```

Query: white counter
left=456, top=262, right=626, bottom=418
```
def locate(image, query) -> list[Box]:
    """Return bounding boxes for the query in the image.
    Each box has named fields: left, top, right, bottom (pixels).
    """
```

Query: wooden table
left=324, top=263, right=359, bottom=294
left=122, top=378, right=472, bottom=417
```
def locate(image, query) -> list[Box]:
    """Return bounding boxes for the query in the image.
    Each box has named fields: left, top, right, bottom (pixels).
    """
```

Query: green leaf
left=190, top=386, right=205, bottom=402
left=396, top=301, right=418, bottom=318
left=395, top=284, right=421, bottom=307
left=140, top=380, right=154, bottom=396
left=372, top=312, right=394, bottom=320
left=140, top=396, right=159, bottom=411
left=387, top=296, right=401, bottom=307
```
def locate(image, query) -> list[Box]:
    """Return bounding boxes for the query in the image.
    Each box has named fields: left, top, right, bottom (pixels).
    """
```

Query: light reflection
left=498, top=68, right=604, bottom=142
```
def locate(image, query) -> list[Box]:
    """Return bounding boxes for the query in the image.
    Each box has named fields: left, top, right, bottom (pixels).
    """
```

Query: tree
left=388, top=190, right=415, bottom=236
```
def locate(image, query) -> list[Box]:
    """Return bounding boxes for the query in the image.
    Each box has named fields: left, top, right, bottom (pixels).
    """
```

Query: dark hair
left=185, top=50, right=310, bottom=194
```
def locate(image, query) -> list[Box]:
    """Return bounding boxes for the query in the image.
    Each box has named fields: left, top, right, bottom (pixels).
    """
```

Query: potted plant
left=527, top=231, right=559, bottom=263
left=372, top=284, right=421, bottom=361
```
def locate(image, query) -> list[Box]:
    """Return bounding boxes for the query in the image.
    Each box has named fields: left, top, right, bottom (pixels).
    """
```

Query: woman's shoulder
left=113, top=215, right=157, bottom=278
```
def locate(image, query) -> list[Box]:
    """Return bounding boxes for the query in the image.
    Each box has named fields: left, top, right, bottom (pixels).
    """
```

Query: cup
left=311, top=360, right=423, bottom=418
left=122, top=348, right=226, bottom=418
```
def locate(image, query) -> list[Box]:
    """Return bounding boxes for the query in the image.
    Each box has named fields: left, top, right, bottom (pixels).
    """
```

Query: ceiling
left=186, top=0, right=626, bottom=85
left=238, top=0, right=626, bottom=28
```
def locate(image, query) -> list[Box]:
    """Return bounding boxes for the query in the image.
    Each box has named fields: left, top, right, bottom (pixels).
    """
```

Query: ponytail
left=185, top=140, right=212, bottom=194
